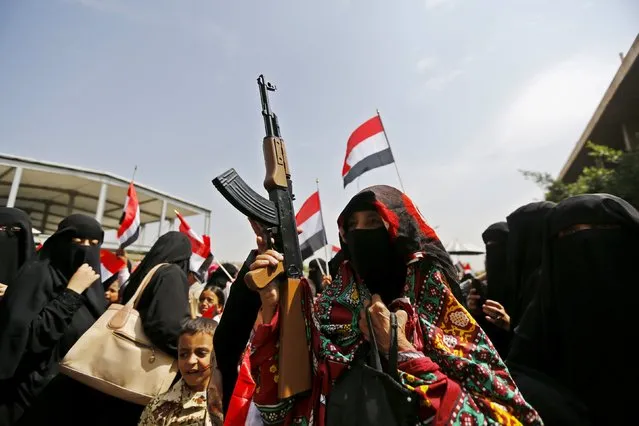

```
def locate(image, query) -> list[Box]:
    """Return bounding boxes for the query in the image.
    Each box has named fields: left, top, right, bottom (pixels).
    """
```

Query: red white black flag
left=342, top=114, right=395, bottom=188
left=117, top=182, right=140, bottom=249
left=296, top=191, right=328, bottom=261
left=100, top=249, right=127, bottom=283
left=175, top=211, right=213, bottom=275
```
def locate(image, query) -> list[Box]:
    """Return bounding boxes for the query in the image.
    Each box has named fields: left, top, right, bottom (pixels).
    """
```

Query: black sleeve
left=27, top=288, right=85, bottom=354
left=137, top=265, right=191, bottom=358
left=213, top=250, right=261, bottom=414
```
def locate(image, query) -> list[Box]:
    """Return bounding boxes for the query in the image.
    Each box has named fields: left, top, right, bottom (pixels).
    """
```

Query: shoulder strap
left=388, top=312, right=400, bottom=382
left=125, top=263, right=169, bottom=309
left=366, top=309, right=383, bottom=372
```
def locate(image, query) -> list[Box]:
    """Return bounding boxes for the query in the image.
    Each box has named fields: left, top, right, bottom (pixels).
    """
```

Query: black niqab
left=509, top=194, right=639, bottom=423
left=505, top=201, right=555, bottom=327
left=0, top=207, right=36, bottom=286
left=481, top=222, right=509, bottom=304
left=122, top=231, right=191, bottom=303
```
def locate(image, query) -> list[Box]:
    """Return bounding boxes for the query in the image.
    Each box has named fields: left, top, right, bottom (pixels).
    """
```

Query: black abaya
left=0, top=214, right=105, bottom=425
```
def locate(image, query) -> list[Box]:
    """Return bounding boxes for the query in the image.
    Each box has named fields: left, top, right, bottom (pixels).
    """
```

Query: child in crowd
left=103, top=279, right=120, bottom=305
left=198, top=285, right=225, bottom=323
left=138, top=317, right=223, bottom=426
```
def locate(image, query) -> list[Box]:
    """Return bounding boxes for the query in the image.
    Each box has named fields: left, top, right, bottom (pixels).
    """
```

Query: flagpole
left=376, top=109, right=406, bottom=193
left=316, top=178, right=330, bottom=270
left=214, top=259, right=235, bottom=282
left=131, top=165, right=138, bottom=182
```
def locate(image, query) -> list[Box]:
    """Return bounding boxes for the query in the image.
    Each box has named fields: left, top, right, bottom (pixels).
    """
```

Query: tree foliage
left=521, top=142, right=639, bottom=207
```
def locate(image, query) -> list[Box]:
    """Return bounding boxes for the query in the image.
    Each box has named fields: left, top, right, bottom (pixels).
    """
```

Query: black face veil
left=0, top=207, right=36, bottom=286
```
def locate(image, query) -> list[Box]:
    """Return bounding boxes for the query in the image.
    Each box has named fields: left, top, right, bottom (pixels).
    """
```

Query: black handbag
left=327, top=310, right=421, bottom=426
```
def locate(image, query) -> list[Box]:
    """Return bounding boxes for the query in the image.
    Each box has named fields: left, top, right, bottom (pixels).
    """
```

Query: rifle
left=211, top=75, right=311, bottom=399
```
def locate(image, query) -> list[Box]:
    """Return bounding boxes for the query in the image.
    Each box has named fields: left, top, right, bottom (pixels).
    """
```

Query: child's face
left=104, top=282, right=119, bottom=304
left=178, top=331, right=214, bottom=392
left=199, top=289, right=218, bottom=315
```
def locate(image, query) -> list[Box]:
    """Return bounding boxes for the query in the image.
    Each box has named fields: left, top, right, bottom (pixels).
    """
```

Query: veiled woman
left=508, top=194, right=639, bottom=425
left=226, top=186, right=541, bottom=425
left=0, top=207, right=36, bottom=301
left=0, top=214, right=104, bottom=425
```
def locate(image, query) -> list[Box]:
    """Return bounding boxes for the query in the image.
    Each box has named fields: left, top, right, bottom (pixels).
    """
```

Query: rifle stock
left=245, top=261, right=285, bottom=290
left=278, top=277, right=311, bottom=398
left=212, top=74, right=311, bottom=400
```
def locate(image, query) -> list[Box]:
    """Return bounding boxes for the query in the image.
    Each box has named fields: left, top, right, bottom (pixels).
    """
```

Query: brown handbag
left=59, top=263, right=178, bottom=405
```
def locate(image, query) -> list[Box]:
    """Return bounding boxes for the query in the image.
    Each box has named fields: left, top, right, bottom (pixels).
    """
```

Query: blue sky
left=1, top=0, right=637, bottom=266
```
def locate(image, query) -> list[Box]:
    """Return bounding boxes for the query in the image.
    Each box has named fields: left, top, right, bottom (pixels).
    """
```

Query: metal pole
left=376, top=109, right=406, bottom=193
left=204, top=212, right=211, bottom=236
left=6, top=166, right=23, bottom=207
left=158, top=199, right=167, bottom=238
left=316, top=179, right=330, bottom=267
left=67, top=193, right=76, bottom=216
left=95, top=181, right=108, bottom=223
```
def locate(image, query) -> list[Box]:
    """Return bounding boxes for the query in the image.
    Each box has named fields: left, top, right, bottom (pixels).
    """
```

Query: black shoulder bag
left=327, top=311, right=421, bottom=426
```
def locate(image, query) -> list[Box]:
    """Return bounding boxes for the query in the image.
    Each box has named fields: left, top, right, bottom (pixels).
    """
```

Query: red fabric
left=201, top=305, right=216, bottom=319
left=401, top=192, right=438, bottom=241
left=224, top=350, right=257, bottom=426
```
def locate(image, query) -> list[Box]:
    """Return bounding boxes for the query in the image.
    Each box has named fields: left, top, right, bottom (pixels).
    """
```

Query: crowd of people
left=0, top=186, right=635, bottom=425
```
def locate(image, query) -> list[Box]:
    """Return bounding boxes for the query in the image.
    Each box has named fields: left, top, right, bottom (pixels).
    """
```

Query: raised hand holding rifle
left=212, top=75, right=311, bottom=400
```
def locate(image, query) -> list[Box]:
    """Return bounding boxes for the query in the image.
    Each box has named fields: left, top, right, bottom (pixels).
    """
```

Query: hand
left=249, top=219, right=303, bottom=254
left=466, top=288, right=482, bottom=315
left=482, top=299, right=511, bottom=331
left=321, top=275, right=332, bottom=289
left=0, top=283, right=7, bottom=301
left=249, top=250, right=282, bottom=323
left=249, top=219, right=272, bottom=254
left=67, top=263, right=100, bottom=294
left=358, top=294, right=415, bottom=355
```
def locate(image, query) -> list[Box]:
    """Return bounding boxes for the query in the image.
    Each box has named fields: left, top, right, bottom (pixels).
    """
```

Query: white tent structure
left=444, top=240, right=484, bottom=256
left=1, top=154, right=211, bottom=255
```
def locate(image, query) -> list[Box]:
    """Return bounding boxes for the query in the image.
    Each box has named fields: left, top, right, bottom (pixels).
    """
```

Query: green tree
left=520, top=141, right=633, bottom=204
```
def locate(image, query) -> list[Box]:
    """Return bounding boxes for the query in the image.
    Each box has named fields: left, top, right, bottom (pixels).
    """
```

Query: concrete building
left=0, top=153, right=211, bottom=254
left=559, top=34, right=639, bottom=182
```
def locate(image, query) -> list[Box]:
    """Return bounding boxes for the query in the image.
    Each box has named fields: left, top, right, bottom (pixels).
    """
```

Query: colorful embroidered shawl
left=247, top=186, right=542, bottom=425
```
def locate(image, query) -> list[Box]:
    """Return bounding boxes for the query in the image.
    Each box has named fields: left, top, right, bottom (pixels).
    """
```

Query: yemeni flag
left=295, top=191, right=328, bottom=261
left=116, top=182, right=141, bottom=248
left=175, top=211, right=213, bottom=276
left=330, top=244, right=341, bottom=258
left=342, top=114, right=395, bottom=188
left=100, top=249, right=127, bottom=283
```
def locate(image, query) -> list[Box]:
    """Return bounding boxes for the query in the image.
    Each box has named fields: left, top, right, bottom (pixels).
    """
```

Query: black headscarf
left=0, top=214, right=105, bottom=379
left=0, top=207, right=36, bottom=286
left=508, top=194, right=639, bottom=421
left=481, top=222, right=509, bottom=304
left=505, top=201, right=555, bottom=328
left=308, top=258, right=327, bottom=296
left=336, top=185, right=463, bottom=304
left=206, top=262, right=238, bottom=289
left=122, top=231, right=191, bottom=303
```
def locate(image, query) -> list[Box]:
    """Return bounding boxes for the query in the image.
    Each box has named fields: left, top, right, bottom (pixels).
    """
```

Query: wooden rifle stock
left=245, top=264, right=311, bottom=399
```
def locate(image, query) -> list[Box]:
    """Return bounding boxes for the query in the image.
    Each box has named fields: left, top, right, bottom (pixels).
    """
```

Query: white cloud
left=416, top=57, right=438, bottom=73
left=490, top=56, right=617, bottom=155
left=423, top=69, right=463, bottom=90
